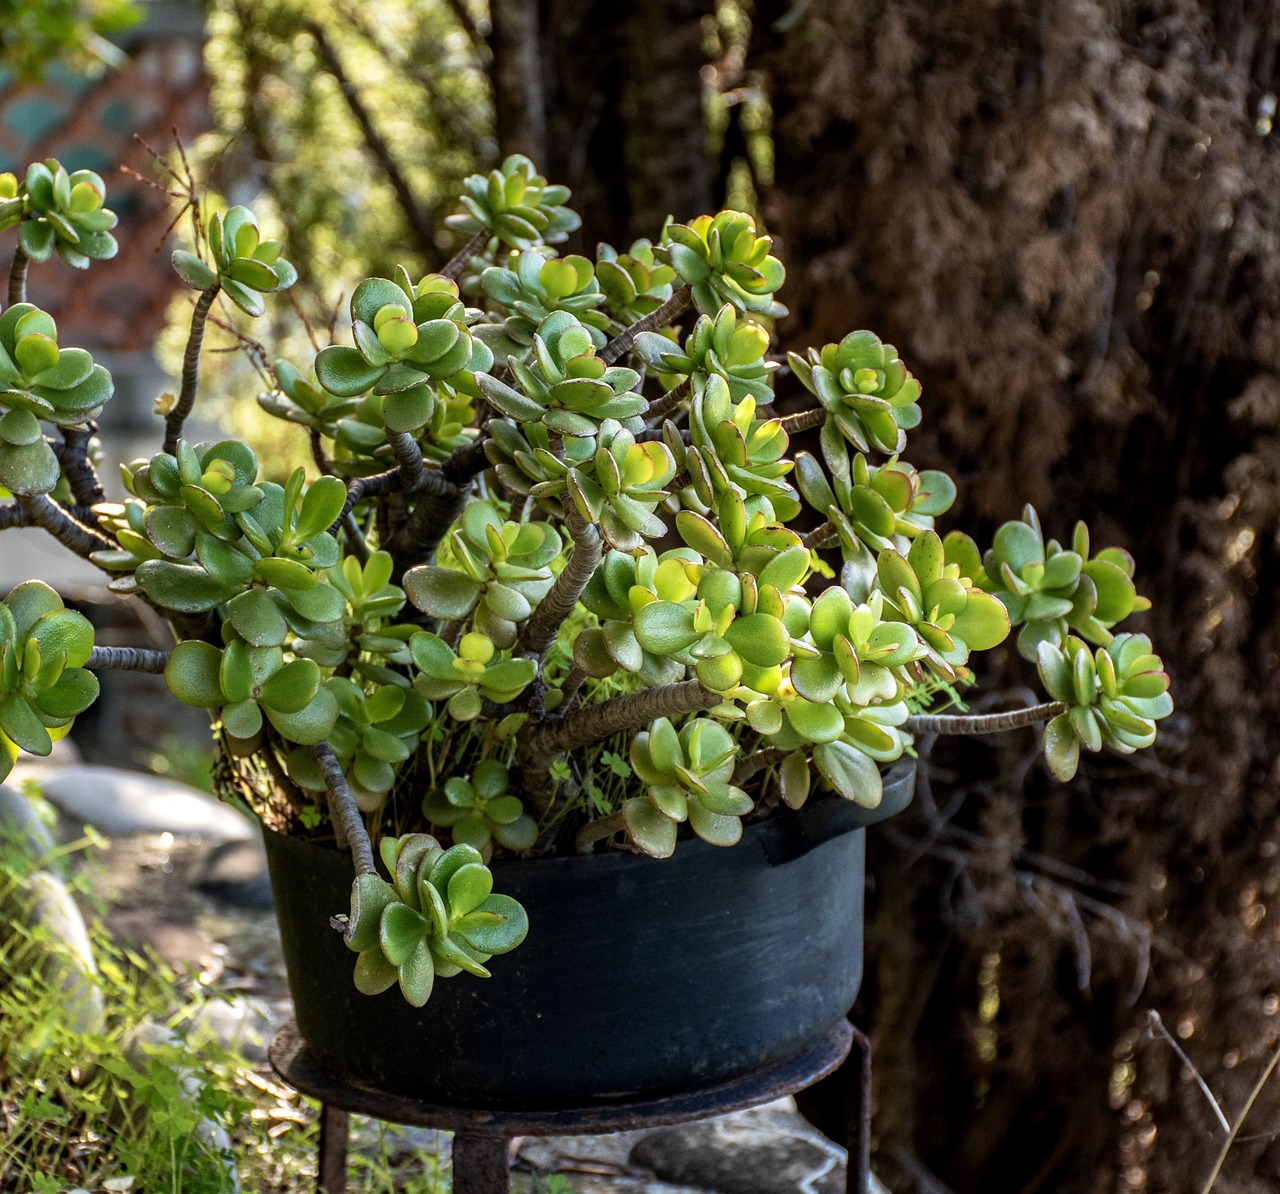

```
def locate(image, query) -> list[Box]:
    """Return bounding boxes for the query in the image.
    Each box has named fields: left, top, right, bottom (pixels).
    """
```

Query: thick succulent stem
left=7, top=244, right=28, bottom=307
left=86, top=646, right=169, bottom=673
left=333, top=468, right=404, bottom=530
left=385, top=476, right=467, bottom=577
left=439, top=432, right=491, bottom=485
left=646, top=377, right=692, bottom=421
left=574, top=809, right=625, bottom=853
left=904, top=701, right=1065, bottom=736
left=440, top=230, right=488, bottom=281
left=15, top=494, right=115, bottom=557
left=0, top=501, right=99, bottom=531
left=163, top=286, right=219, bottom=456
left=55, top=427, right=107, bottom=511
left=310, top=741, right=376, bottom=876
left=778, top=406, right=825, bottom=435
left=600, top=285, right=692, bottom=365
left=386, top=427, right=432, bottom=491
left=802, top=522, right=837, bottom=551
left=516, top=510, right=601, bottom=662
left=732, top=745, right=787, bottom=787
left=523, top=679, right=718, bottom=784
left=341, top=512, right=371, bottom=564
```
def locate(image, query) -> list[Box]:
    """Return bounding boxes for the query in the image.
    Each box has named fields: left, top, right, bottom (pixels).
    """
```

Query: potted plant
left=0, top=156, right=1173, bottom=1107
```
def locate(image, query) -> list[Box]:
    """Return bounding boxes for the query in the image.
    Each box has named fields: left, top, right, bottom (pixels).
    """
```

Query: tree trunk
left=751, top=1, right=1280, bottom=1190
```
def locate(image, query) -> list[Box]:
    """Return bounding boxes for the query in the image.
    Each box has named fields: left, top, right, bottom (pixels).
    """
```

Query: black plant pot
left=263, top=759, right=915, bottom=1109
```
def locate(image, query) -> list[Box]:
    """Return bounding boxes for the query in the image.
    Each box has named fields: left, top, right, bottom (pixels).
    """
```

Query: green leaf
left=296, top=475, right=347, bottom=539
left=723, top=614, right=789, bottom=668
left=315, top=346, right=384, bottom=397
left=171, top=250, right=218, bottom=290
left=265, top=684, right=339, bottom=745
left=135, top=561, right=237, bottom=613
left=447, top=862, right=493, bottom=917
left=164, top=640, right=225, bottom=708
left=398, top=939, right=437, bottom=1007
left=380, top=901, right=428, bottom=966
left=951, top=591, right=1011, bottom=651
left=1043, top=712, right=1080, bottom=781
left=0, top=696, right=51, bottom=755
left=402, top=567, right=483, bottom=620
left=34, top=667, right=98, bottom=719
left=259, top=658, right=321, bottom=714
left=0, top=441, right=59, bottom=495
left=345, top=875, right=399, bottom=952
left=622, top=797, right=677, bottom=858
left=813, top=740, right=882, bottom=807
left=226, top=588, right=288, bottom=647
left=353, top=947, right=399, bottom=996
left=784, top=698, right=846, bottom=744
left=633, top=601, right=699, bottom=655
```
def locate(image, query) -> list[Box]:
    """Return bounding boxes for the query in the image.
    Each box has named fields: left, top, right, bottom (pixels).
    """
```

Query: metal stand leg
left=452, top=1131, right=510, bottom=1193
left=318, top=1103, right=349, bottom=1194
left=845, top=1025, right=871, bottom=1194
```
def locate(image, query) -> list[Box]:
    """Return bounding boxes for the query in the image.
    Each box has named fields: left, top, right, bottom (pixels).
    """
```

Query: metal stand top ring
left=269, top=1018, right=853, bottom=1138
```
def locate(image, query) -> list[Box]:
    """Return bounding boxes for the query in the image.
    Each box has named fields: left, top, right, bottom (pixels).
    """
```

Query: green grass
left=0, top=798, right=452, bottom=1193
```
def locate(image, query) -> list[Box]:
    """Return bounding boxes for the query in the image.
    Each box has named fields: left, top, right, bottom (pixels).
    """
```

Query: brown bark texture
left=750, top=2, right=1280, bottom=1191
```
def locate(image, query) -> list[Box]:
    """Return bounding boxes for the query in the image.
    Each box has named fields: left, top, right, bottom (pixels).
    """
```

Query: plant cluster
left=0, top=154, right=1171, bottom=1004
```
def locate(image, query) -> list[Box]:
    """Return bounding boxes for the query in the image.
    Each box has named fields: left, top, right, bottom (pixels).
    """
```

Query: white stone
left=29, top=765, right=255, bottom=842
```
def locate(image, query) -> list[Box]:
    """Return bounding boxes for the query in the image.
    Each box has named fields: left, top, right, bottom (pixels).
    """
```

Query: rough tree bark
left=752, top=2, right=1280, bottom=1190
left=490, top=0, right=714, bottom=249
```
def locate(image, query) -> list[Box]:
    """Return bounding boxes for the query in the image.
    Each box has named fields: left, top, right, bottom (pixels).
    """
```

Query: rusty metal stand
left=270, top=1017, right=872, bottom=1194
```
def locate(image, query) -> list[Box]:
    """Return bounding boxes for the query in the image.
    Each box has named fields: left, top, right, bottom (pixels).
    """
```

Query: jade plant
left=0, top=153, right=1173, bottom=1006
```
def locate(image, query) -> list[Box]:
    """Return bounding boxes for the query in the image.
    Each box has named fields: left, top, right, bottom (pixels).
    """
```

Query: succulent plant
left=340, top=836, right=528, bottom=1007
left=665, top=211, right=786, bottom=318
left=314, top=274, right=493, bottom=434
left=594, top=239, right=676, bottom=327
left=477, top=311, right=647, bottom=436
left=956, top=506, right=1151, bottom=661
left=788, top=331, right=922, bottom=456
left=1037, top=634, right=1173, bottom=781
left=478, top=250, right=609, bottom=352
left=172, top=205, right=297, bottom=316
left=0, top=152, right=1173, bottom=1008
left=410, top=630, right=537, bottom=721
left=858, top=532, right=1011, bottom=683
left=402, top=501, right=561, bottom=648
left=621, top=717, right=753, bottom=856
left=0, top=582, right=98, bottom=781
left=0, top=304, right=113, bottom=495
left=634, top=304, right=775, bottom=405
left=422, top=760, right=538, bottom=856
left=444, top=154, right=581, bottom=252
left=5, top=160, right=119, bottom=267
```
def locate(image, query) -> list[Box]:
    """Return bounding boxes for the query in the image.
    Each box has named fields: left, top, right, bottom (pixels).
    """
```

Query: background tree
left=179, top=2, right=1280, bottom=1188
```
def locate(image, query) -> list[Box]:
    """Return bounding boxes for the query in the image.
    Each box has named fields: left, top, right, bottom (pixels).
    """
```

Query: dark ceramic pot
left=263, top=759, right=915, bottom=1109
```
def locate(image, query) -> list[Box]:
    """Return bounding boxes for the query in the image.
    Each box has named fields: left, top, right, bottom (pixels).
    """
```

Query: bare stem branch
left=778, top=407, right=825, bottom=435
left=15, top=494, right=115, bottom=557
left=8, top=244, right=28, bottom=307
left=440, top=230, right=488, bottom=281
left=600, top=285, right=692, bottom=365
left=163, top=286, right=219, bottom=455
left=516, top=510, right=600, bottom=661
left=310, top=741, right=376, bottom=876
left=86, top=646, right=169, bottom=674
left=904, top=702, right=1065, bottom=736
left=645, top=376, right=691, bottom=421
left=802, top=522, right=837, bottom=551
left=575, top=809, right=625, bottom=853
left=733, top=745, right=787, bottom=787
left=524, top=679, right=718, bottom=777
left=55, top=427, right=106, bottom=511
left=386, top=427, right=432, bottom=492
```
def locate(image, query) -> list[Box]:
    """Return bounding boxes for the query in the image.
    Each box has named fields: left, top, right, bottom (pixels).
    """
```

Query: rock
left=31, top=765, right=254, bottom=842
left=518, top=1128, right=651, bottom=1179
left=192, top=838, right=273, bottom=909
left=2, top=869, right=104, bottom=1038
left=188, top=994, right=281, bottom=1063
left=629, top=1100, right=847, bottom=1194
left=0, top=783, right=56, bottom=861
